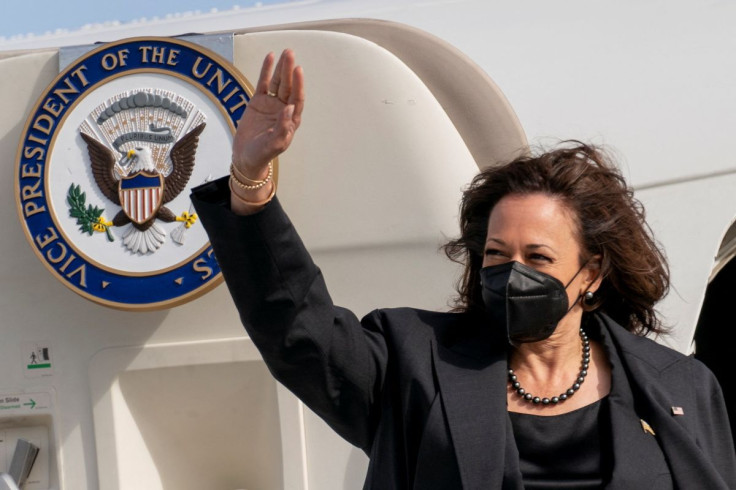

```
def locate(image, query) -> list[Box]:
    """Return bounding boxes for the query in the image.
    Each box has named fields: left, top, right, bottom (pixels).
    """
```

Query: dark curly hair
left=444, top=142, right=669, bottom=335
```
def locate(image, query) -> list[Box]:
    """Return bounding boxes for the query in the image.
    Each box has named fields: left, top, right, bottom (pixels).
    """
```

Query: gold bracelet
left=229, top=177, right=276, bottom=206
left=232, top=160, right=272, bottom=184
left=230, top=161, right=273, bottom=190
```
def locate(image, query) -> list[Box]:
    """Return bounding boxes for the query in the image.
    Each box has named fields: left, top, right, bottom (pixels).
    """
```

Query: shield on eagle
left=118, top=171, right=165, bottom=225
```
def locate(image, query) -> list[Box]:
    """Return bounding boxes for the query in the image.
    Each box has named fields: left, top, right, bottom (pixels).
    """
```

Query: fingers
left=268, top=50, right=287, bottom=95
left=237, top=49, right=303, bottom=165
left=256, top=52, right=275, bottom=95
left=277, top=50, right=295, bottom=103
left=289, top=65, right=305, bottom=128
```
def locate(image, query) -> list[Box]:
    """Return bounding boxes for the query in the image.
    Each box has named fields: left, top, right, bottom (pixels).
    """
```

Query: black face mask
left=479, top=261, right=585, bottom=345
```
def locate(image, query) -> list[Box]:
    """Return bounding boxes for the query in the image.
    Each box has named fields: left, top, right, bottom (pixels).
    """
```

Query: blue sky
left=1, top=0, right=286, bottom=38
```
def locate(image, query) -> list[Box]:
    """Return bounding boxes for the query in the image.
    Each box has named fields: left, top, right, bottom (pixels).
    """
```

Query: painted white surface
left=637, top=173, right=736, bottom=352
left=89, top=338, right=303, bottom=490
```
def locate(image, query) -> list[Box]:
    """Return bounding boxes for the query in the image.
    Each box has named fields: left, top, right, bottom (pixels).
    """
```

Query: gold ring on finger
left=267, top=90, right=278, bottom=97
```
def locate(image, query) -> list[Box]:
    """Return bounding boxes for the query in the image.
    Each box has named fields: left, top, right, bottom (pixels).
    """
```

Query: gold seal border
left=14, top=36, right=276, bottom=311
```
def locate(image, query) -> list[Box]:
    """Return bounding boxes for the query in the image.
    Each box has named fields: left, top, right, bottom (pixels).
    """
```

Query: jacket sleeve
left=691, top=360, right=736, bottom=485
left=191, top=177, right=387, bottom=451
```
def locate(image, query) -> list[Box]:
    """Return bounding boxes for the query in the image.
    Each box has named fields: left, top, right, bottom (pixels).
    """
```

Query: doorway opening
left=694, top=223, right=736, bottom=442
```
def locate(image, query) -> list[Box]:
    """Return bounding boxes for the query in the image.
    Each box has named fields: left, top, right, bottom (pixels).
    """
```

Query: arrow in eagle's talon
left=172, top=175, right=211, bottom=245
left=176, top=211, right=198, bottom=228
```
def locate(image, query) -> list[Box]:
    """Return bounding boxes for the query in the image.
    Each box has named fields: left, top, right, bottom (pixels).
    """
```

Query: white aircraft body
left=0, top=1, right=734, bottom=488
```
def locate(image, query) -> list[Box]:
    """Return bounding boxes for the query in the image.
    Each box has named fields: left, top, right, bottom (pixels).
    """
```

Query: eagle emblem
left=17, top=36, right=251, bottom=309
left=75, top=89, right=207, bottom=254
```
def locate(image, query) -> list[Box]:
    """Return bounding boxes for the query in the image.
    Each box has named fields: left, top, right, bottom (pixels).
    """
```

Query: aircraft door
left=694, top=223, right=736, bottom=443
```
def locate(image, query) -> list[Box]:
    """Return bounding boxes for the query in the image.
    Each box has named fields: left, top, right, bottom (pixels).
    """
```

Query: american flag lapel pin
left=671, top=406, right=685, bottom=416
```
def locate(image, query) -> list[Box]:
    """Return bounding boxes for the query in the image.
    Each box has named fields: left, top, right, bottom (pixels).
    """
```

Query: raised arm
left=191, top=50, right=387, bottom=451
left=229, top=49, right=305, bottom=215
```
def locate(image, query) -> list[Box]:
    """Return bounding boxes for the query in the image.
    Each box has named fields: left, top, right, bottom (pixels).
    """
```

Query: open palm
left=232, top=49, right=305, bottom=173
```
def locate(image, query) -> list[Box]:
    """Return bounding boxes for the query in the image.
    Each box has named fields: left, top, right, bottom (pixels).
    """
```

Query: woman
left=192, top=50, right=736, bottom=489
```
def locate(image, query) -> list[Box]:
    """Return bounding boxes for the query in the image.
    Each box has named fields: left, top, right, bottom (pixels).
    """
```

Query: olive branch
left=67, top=184, right=114, bottom=242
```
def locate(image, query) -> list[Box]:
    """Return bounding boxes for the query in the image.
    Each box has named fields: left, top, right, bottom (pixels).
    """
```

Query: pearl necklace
left=507, top=327, right=590, bottom=405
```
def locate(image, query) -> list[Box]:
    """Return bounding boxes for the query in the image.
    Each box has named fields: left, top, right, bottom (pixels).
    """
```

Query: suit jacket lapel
left=600, top=314, right=733, bottom=489
left=432, top=336, right=509, bottom=490
left=602, top=340, right=666, bottom=488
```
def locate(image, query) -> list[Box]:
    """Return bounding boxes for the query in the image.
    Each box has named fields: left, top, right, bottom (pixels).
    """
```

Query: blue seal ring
left=15, top=37, right=254, bottom=310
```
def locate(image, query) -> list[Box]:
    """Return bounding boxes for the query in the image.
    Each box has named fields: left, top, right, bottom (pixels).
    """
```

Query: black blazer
left=193, top=179, right=736, bottom=489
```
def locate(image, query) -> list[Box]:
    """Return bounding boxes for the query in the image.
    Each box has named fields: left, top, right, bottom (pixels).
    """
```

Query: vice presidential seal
left=15, top=37, right=258, bottom=310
